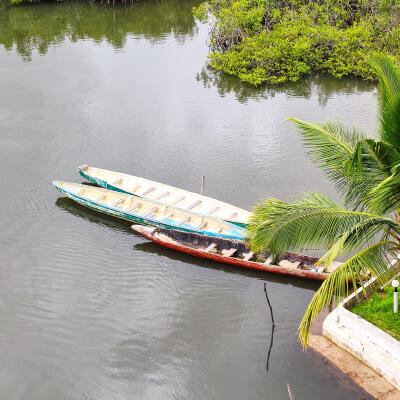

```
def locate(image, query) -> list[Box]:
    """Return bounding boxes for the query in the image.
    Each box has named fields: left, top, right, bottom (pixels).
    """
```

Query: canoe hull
left=133, top=225, right=327, bottom=281
left=54, top=182, right=245, bottom=240
left=79, top=168, right=131, bottom=196
left=78, top=165, right=250, bottom=228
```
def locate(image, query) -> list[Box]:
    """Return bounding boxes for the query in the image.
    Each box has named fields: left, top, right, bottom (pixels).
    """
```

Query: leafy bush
left=194, top=0, right=400, bottom=85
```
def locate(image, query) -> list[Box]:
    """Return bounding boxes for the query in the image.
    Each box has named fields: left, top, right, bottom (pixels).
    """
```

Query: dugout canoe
left=132, top=225, right=342, bottom=281
left=78, top=164, right=250, bottom=227
left=52, top=181, right=245, bottom=240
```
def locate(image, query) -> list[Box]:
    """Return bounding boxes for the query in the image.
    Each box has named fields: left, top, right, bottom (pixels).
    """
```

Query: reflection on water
left=197, top=66, right=377, bottom=105
left=56, top=196, right=133, bottom=234
left=57, top=196, right=321, bottom=289
left=0, top=0, right=199, bottom=60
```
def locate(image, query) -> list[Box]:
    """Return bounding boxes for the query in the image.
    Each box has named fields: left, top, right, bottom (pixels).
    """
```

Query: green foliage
left=247, top=193, right=396, bottom=255
left=352, top=287, right=400, bottom=340
left=194, top=0, right=400, bottom=85
left=299, top=242, right=398, bottom=345
left=9, top=0, right=36, bottom=4
left=289, top=119, right=383, bottom=209
left=247, top=56, right=400, bottom=346
left=192, top=2, right=209, bottom=23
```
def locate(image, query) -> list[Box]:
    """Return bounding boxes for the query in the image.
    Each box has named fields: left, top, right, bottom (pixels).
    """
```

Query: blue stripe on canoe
left=79, top=169, right=249, bottom=228
left=79, top=169, right=133, bottom=196
left=53, top=182, right=245, bottom=240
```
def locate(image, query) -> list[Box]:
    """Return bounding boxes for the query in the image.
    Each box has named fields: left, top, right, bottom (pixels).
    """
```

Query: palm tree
left=247, top=56, right=400, bottom=347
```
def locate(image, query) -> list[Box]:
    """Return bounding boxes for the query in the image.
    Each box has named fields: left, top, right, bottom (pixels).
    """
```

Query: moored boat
left=132, top=225, right=342, bottom=281
left=53, top=181, right=245, bottom=240
left=78, top=164, right=250, bottom=227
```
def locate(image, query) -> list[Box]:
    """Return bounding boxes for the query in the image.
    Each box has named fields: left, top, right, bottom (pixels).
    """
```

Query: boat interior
left=56, top=182, right=243, bottom=236
left=79, top=165, right=250, bottom=223
left=149, top=227, right=327, bottom=273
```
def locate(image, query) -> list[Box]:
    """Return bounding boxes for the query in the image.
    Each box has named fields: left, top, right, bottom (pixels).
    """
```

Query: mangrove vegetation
left=194, top=0, right=400, bottom=85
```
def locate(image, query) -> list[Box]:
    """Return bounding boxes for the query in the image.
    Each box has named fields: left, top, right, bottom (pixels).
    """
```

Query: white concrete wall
left=323, top=288, right=400, bottom=391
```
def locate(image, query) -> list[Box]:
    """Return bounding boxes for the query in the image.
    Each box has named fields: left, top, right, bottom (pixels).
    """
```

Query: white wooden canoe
left=78, top=165, right=250, bottom=227
left=53, top=181, right=245, bottom=240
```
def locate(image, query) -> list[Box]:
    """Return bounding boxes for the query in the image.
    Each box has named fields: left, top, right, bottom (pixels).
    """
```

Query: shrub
left=194, top=0, right=400, bottom=85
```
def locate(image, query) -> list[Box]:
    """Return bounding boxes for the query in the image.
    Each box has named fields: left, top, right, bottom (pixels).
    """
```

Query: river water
left=0, top=1, right=378, bottom=399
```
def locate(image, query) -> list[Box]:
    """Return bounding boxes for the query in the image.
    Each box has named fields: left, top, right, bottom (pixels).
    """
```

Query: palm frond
left=367, top=164, right=400, bottom=215
left=290, top=118, right=364, bottom=177
left=298, top=240, right=399, bottom=347
left=370, top=55, right=400, bottom=111
left=317, top=217, right=400, bottom=267
left=247, top=193, right=388, bottom=255
left=370, top=56, right=400, bottom=150
left=343, top=174, right=384, bottom=210
left=344, top=139, right=400, bottom=177
left=289, top=118, right=378, bottom=208
left=380, top=97, right=400, bottom=151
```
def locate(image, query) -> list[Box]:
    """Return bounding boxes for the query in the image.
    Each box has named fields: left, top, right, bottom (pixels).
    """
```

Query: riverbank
left=309, top=335, right=400, bottom=399
left=321, top=277, right=400, bottom=393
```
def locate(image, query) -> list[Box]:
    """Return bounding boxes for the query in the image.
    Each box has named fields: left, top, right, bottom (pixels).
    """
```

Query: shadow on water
left=196, top=66, right=377, bottom=105
left=56, top=196, right=133, bottom=233
left=134, top=241, right=321, bottom=291
left=56, top=197, right=320, bottom=290
left=0, top=0, right=201, bottom=60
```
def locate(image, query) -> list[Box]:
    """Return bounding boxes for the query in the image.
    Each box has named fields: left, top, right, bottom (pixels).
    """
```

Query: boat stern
left=52, top=180, right=64, bottom=190
left=78, top=164, right=91, bottom=181
left=78, top=164, right=89, bottom=172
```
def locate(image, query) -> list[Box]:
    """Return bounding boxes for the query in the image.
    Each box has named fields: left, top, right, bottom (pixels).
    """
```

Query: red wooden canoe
left=132, top=225, right=337, bottom=281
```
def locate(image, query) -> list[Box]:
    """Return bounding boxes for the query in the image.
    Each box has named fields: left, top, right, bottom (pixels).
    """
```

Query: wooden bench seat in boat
left=222, top=248, right=237, bottom=257
left=264, top=256, right=275, bottom=265
left=205, top=243, right=217, bottom=253
left=156, top=191, right=170, bottom=200
left=142, top=187, right=156, bottom=196
left=187, top=200, right=202, bottom=210
left=127, top=202, right=142, bottom=213
left=279, top=260, right=301, bottom=269
left=227, top=212, right=238, bottom=221
left=179, top=216, right=191, bottom=225
left=197, top=221, right=208, bottom=230
left=207, top=206, right=220, bottom=216
left=112, top=198, right=125, bottom=207
left=243, top=251, right=255, bottom=261
left=171, top=195, right=186, bottom=206
left=112, top=178, right=123, bottom=185
left=325, top=261, right=342, bottom=273
left=142, top=206, right=159, bottom=218
left=95, top=194, right=107, bottom=202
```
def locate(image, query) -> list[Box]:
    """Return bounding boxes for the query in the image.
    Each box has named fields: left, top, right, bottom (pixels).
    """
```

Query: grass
left=351, top=287, right=400, bottom=341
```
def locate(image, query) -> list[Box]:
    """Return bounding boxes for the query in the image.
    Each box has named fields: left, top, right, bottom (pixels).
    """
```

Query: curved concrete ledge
left=323, top=283, right=400, bottom=391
